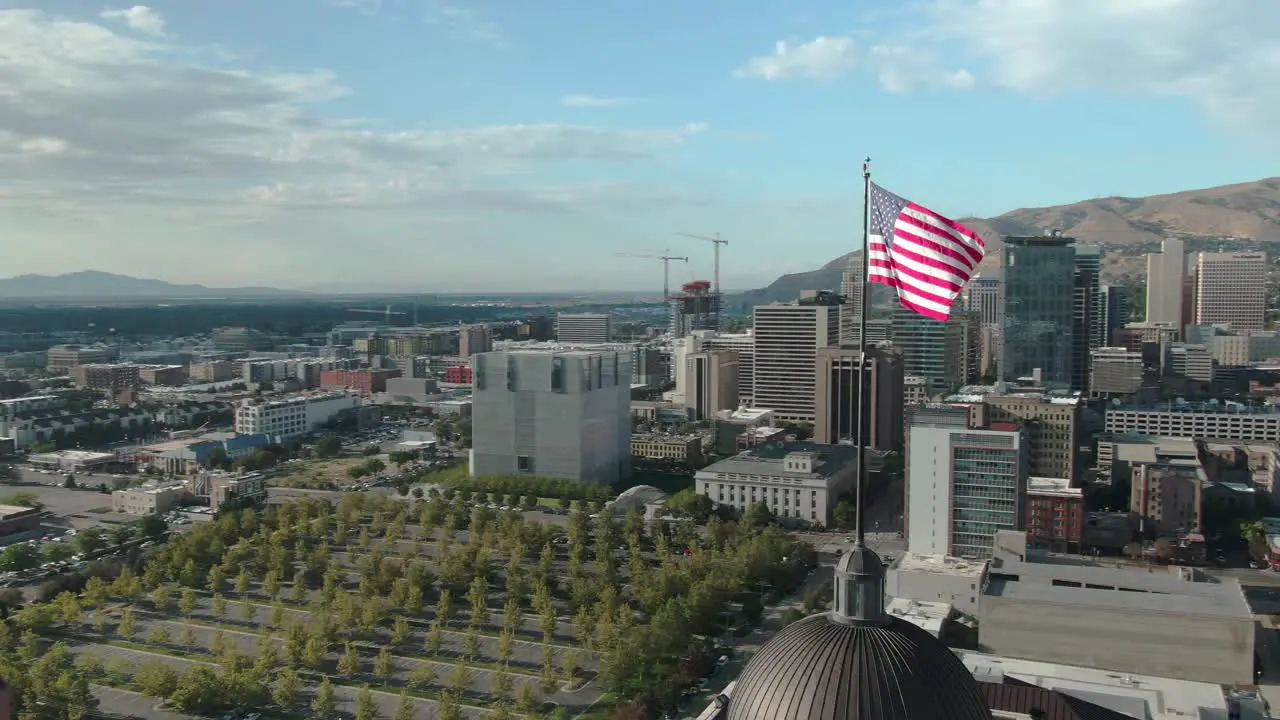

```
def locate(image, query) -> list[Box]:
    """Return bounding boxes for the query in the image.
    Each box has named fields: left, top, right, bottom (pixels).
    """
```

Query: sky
left=3, top=0, right=1280, bottom=294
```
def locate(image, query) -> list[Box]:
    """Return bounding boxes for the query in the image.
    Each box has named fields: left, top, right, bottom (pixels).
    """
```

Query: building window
left=516, top=455, right=531, bottom=473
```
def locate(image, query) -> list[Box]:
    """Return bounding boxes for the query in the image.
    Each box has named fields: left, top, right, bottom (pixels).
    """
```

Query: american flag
left=866, top=181, right=984, bottom=321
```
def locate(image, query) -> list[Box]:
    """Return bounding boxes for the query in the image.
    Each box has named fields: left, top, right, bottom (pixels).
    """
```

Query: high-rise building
left=1098, top=284, right=1130, bottom=346
left=813, top=346, right=904, bottom=450
left=555, top=313, right=612, bottom=344
left=1001, top=235, right=1076, bottom=385
left=752, top=293, right=843, bottom=422
left=684, top=350, right=739, bottom=420
left=906, top=415, right=1027, bottom=559
left=1071, top=244, right=1103, bottom=393
left=1165, top=342, right=1213, bottom=383
left=1089, top=346, right=1149, bottom=398
left=1145, top=238, right=1186, bottom=328
left=458, top=324, right=492, bottom=358
left=839, top=264, right=863, bottom=310
left=1193, top=251, right=1267, bottom=331
left=669, top=280, right=722, bottom=337
left=705, top=332, right=755, bottom=403
left=630, top=345, right=666, bottom=389
left=963, top=274, right=1002, bottom=327
left=889, top=308, right=978, bottom=393
left=470, top=349, right=631, bottom=484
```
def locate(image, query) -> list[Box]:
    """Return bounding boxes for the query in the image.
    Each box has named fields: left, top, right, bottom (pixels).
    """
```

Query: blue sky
left=3, top=0, right=1278, bottom=292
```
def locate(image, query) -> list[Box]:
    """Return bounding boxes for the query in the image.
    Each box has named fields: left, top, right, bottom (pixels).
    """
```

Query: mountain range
left=0, top=271, right=298, bottom=300
left=732, top=176, right=1280, bottom=306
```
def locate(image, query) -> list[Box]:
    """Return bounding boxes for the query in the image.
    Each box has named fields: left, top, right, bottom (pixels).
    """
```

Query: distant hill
left=732, top=176, right=1280, bottom=305
left=0, top=271, right=298, bottom=300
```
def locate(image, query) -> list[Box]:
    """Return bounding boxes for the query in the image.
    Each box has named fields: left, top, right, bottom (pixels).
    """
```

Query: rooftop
left=893, top=552, right=989, bottom=579
left=696, top=443, right=862, bottom=479
left=960, top=651, right=1237, bottom=720
left=121, top=482, right=187, bottom=495
left=0, top=504, right=39, bottom=518
left=1112, top=401, right=1280, bottom=415
left=28, top=450, right=115, bottom=463
left=986, top=560, right=1251, bottom=620
left=885, top=597, right=951, bottom=636
left=632, top=433, right=699, bottom=443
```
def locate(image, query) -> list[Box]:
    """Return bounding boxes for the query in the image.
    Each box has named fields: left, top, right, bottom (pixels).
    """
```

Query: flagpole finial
left=863, top=157, right=871, bottom=179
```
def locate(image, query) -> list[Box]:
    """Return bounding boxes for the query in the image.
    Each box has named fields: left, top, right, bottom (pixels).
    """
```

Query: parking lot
left=5, top=467, right=139, bottom=529
left=93, top=685, right=193, bottom=720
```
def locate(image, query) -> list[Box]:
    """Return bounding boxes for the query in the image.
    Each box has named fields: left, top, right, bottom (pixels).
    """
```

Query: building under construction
left=670, top=280, right=722, bottom=337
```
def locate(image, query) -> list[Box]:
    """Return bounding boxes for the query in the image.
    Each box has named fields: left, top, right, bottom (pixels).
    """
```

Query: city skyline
left=4, top=1, right=1280, bottom=291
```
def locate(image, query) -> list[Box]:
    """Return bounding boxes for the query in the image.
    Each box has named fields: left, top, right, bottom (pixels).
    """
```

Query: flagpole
left=855, top=157, right=871, bottom=547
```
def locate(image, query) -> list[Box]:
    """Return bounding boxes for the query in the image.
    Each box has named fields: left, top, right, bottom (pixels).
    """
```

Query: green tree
left=337, top=641, right=361, bottom=677
left=461, top=630, right=481, bottom=661
left=178, top=587, right=198, bottom=616
left=272, top=667, right=302, bottom=707
left=407, top=663, right=437, bottom=690
left=355, top=684, right=379, bottom=720
left=436, top=696, right=463, bottom=720
left=117, top=608, right=137, bottom=639
left=390, top=616, right=410, bottom=646
left=211, top=593, right=227, bottom=618
left=467, top=575, right=490, bottom=627
left=424, top=622, right=444, bottom=655
left=394, top=689, right=415, bottom=720
left=168, top=666, right=226, bottom=715
left=312, top=677, right=337, bottom=718
left=146, top=623, right=171, bottom=646
left=373, top=646, right=394, bottom=680
left=446, top=661, right=472, bottom=698
left=316, top=436, right=342, bottom=458
left=136, top=660, right=179, bottom=698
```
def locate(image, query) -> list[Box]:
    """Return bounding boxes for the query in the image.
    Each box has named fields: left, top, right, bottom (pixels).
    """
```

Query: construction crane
left=348, top=305, right=406, bottom=324
left=677, top=232, right=729, bottom=293
left=618, top=251, right=688, bottom=301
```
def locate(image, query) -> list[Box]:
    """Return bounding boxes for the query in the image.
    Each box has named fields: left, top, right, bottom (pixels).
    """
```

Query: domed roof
left=726, top=612, right=991, bottom=720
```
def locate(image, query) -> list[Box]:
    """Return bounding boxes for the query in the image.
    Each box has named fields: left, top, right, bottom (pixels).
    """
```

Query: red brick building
left=1025, top=477, right=1085, bottom=553
left=319, top=368, right=400, bottom=396
left=444, top=365, right=472, bottom=384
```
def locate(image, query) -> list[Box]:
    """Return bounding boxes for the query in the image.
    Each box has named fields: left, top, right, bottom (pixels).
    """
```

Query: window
left=516, top=455, right=531, bottom=473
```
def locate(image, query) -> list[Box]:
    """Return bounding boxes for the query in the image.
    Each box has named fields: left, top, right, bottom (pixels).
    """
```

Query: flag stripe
left=865, top=181, right=985, bottom=322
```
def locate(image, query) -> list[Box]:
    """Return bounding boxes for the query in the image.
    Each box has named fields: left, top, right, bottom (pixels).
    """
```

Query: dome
left=725, top=612, right=991, bottom=720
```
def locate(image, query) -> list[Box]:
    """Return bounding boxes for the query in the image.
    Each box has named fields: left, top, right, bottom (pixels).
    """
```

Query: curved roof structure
left=725, top=613, right=992, bottom=720
left=607, top=485, right=668, bottom=514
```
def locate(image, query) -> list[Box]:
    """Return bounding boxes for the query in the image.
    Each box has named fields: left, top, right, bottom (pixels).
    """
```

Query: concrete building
left=319, top=368, right=400, bottom=396
left=946, top=387, right=1082, bottom=482
left=46, top=344, right=118, bottom=372
left=885, top=552, right=989, bottom=617
left=906, top=420, right=1027, bottom=559
left=1131, top=461, right=1205, bottom=535
left=751, top=293, right=843, bottom=422
left=1194, top=251, right=1267, bottom=331
left=458, top=324, right=493, bottom=358
left=684, top=350, right=739, bottom=420
left=26, top=450, right=115, bottom=472
left=1024, top=477, right=1084, bottom=552
left=669, top=280, right=722, bottom=338
left=1145, top=238, right=1185, bottom=329
left=470, top=349, right=631, bottom=484
left=555, top=313, right=612, bottom=344
left=1098, top=283, right=1130, bottom=345
left=813, top=345, right=903, bottom=451
left=979, top=556, right=1254, bottom=686
left=209, top=473, right=267, bottom=512
left=1089, top=346, right=1150, bottom=397
left=233, top=391, right=362, bottom=439
left=1105, top=402, right=1280, bottom=443
left=700, top=331, right=755, bottom=404
left=188, top=360, right=238, bottom=383
left=631, top=434, right=702, bottom=462
left=962, top=274, right=1002, bottom=328
left=211, top=326, right=274, bottom=352
left=1164, top=342, right=1213, bottom=383
left=0, top=395, right=65, bottom=420
left=112, top=482, right=187, bottom=515
left=137, top=432, right=273, bottom=475
left=631, top=345, right=667, bottom=389
left=137, top=365, right=187, bottom=386
left=71, top=363, right=140, bottom=393
left=694, top=443, right=862, bottom=527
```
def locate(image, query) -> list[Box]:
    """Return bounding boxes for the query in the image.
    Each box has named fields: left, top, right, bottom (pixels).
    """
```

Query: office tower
left=1089, top=346, right=1152, bottom=398
left=458, top=324, right=492, bottom=358
left=984, top=394, right=1082, bottom=481
left=669, top=280, right=722, bottom=337
left=470, top=349, right=631, bottom=484
left=752, top=293, right=843, bottom=422
left=555, top=312, right=612, bottom=344
left=1098, top=284, right=1130, bottom=346
left=840, top=264, right=863, bottom=310
left=889, top=308, right=979, bottom=393
left=705, top=332, right=755, bottom=403
left=813, top=346, right=903, bottom=450
left=1071, top=244, right=1102, bottom=393
left=630, top=345, right=665, bottom=389
left=1001, top=235, right=1076, bottom=385
left=963, top=274, right=1002, bottom=327
left=684, top=350, right=739, bottom=420
left=906, top=415, right=1027, bottom=559
left=1165, top=342, right=1213, bottom=382
left=1145, top=238, right=1186, bottom=327
left=1194, top=251, right=1267, bottom=331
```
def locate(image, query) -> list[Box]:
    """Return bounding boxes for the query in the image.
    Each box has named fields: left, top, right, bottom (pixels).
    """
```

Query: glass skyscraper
left=1002, top=236, right=1076, bottom=385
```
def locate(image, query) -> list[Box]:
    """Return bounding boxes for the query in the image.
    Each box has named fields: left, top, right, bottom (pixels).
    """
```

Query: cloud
left=423, top=0, right=504, bottom=47
left=562, top=94, right=643, bottom=109
left=734, top=35, right=973, bottom=92
left=738, top=2, right=1280, bottom=128
left=927, top=0, right=1280, bottom=127
left=98, top=5, right=165, bottom=36
left=330, top=0, right=383, bottom=14
left=0, top=9, right=712, bottom=286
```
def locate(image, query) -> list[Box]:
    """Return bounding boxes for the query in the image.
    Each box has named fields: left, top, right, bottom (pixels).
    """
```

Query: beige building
left=1194, top=251, right=1267, bottom=331
left=210, top=474, right=267, bottom=512
left=752, top=293, right=843, bottom=422
left=458, top=324, right=493, bottom=358
left=947, top=389, right=1082, bottom=482
left=630, top=434, right=702, bottom=462
left=71, top=364, right=140, bottom=393
left=112, top=483, right=187, bottom=515
left=189, top=360, right=238, bottom=382
left=694, top=444, right=861, bottom=527
left=1089, top=346, right=1147, bottom=397
left=1144, top=238, right=1185, bottom=328
left=46, top=344, right=117, bottom=372
left=1131, top=462, right=1205, bottom=535
left=684, top=350, right=739, bottom=420
left=813, top=346, right=903, bottom=450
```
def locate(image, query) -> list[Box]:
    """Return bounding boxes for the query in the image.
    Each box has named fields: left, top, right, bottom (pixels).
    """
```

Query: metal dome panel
left=726, top=613, right=991, bottom=720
